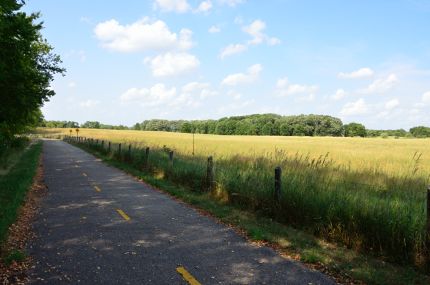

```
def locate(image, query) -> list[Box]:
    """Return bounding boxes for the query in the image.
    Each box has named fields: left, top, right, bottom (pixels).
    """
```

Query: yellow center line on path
left=94, top=185, right=101, bottom=192
left=82, top=173, right=87, bottom=177
left=116, top=209, right=131, bottom=221
left=176, top=266, right=202, bottom=285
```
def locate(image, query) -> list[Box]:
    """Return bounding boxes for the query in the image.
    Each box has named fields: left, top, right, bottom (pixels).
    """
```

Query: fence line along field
left=39, top=128, right=430, bottom=176
left=40, top=127, right=430, bottom=268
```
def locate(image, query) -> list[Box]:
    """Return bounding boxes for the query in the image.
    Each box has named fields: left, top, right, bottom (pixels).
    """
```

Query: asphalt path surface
left=28, top=140, right=335, bottom=284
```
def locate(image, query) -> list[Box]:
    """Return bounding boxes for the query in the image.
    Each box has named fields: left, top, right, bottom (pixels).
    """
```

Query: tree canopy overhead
left=0, top=0, right=65, bottom=142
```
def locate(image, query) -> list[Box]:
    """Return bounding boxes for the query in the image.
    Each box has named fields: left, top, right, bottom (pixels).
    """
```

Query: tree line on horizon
left=40, top=113, right=430, bottom=138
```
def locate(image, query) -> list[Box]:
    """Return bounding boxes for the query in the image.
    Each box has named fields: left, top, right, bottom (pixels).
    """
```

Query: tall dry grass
left=62, top=131, right=430, bottom=267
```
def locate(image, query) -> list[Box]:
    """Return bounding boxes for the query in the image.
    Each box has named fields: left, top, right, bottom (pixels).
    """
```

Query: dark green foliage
left=81, top=121, right=101, bottom=129
left=3, top=249, right=26, bottom=265
left=410, top=126, right=430, bottom=138
left=0, top=1, right=65, bottom=141
left=367, top=129, right=409, bottom=138
left=344, top=122, right=367, bottom=137
left=40, top=120, right=129, bottom=130
left=40, top=120, right=79, bottom=128
left=0, top=136, right=29, bottom=169
left=136, top=114, right=344, bottom=137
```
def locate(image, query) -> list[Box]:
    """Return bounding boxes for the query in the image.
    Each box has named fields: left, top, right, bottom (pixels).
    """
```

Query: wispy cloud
left=221, top=64, right=262, bottom=86
left=338, top=67, right=374, bottom=79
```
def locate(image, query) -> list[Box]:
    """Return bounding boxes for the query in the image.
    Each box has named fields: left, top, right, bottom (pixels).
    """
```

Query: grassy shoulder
left=71, top=142, right=429, bottom=285
left=0, top=141, right=42, bottom=246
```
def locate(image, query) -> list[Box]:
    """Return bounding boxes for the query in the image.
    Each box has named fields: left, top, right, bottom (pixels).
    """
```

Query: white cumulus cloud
left=243, top=19, right=280, bottom=46
left=422, top=91, right=430, bottom=104
left=219, top=44, right=247, bottom=59
left=340, top=98, right=368, bottom=116
left=120, top=83, right=209, bottom=110
left=338, top=67, right=374, bottom=79
left=120, top=84, right=177, bottom=106
left=208, top=25, right=220, bottom=33
left=221, top=64, right=262, bottom=86
left=331, top=89, right=346, bottom=101
left=195, top=0, right=212, bottom=13
left=385, top=98, right=400, bottom=110
left=219, top=19, right=279, bottom=59
left=182, top=82, right=210, bottom=93
left=181, top=82, right=216, bottom=99
left=144, top=52, right=200, bottom=77
left=94, top=18, right=193, bottom=53
left=80, top=99, right=99, bottom=108
left=154, top=0, right=190, bottom=13
left=361, top=74, right=398, bottom=94
left=275, top=77, right=318, bottom=97
left=220, top=0, right=245, bottom=6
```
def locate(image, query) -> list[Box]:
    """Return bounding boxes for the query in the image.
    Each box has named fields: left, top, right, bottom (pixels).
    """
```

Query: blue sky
left=24, top=0, right=430, bottom=129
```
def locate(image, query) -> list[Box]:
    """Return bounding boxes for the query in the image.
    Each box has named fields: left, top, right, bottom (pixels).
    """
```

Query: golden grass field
left=52, top=127, right=430, bottom=267
left=39, top=127, right=430, bottom=179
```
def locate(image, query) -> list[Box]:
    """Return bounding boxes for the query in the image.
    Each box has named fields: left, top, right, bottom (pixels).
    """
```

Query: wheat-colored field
left=52, top=127, right=430, bottom=265
left=38, top=127, right=430, bottom=178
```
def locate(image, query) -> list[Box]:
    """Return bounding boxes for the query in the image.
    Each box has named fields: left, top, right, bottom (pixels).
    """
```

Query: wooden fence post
left=101, top=140, right=104, bottom=149
left=144, top=147, right=150, bottom=169
left=128, top=144, right=132, bottom=160
left=108, top=141, right=111, bottom=152
left=96, top=139, right=99, bottom=145
left=274, top=166, right=282, bottom=202
left=118, top=143, right=121, bottom=156
left=206, top=156, right=214, bottom=192
left=169, top=151, right=174, bottom=168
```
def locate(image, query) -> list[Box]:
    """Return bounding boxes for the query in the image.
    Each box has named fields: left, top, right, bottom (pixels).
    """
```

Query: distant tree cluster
left=41, top=120, right=129, bottom=130
left=366, top=129, right=409, bottom=138
left=40, top=120, right=79, bottom=128
left=134, top=114, right=345, bottom=136
left=409, top=126, right=430, bottom=138
left=41, top=114, right=430, bottom=138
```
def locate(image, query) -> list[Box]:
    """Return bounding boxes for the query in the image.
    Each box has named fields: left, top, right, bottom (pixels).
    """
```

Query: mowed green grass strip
left=0, top=142, right=42, bottom=245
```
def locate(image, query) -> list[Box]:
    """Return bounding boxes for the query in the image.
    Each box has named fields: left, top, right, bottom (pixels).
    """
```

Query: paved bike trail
left=28, top=140, right=335, bottom=284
